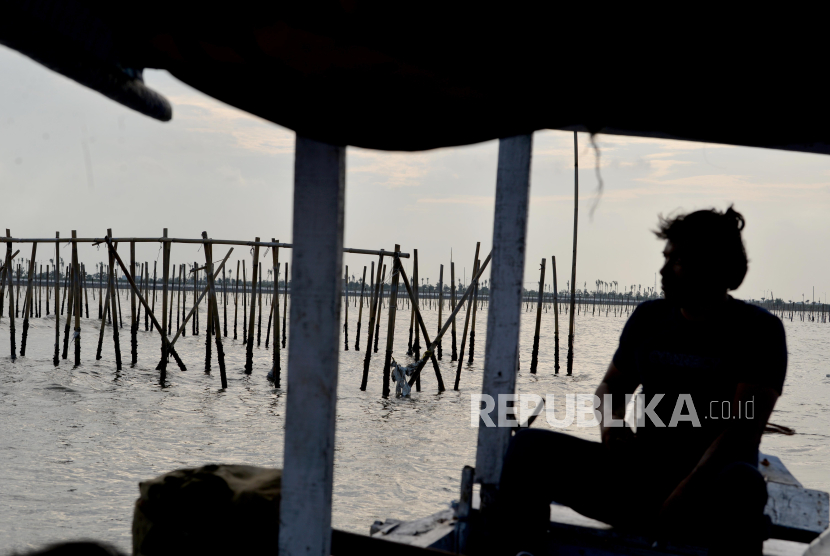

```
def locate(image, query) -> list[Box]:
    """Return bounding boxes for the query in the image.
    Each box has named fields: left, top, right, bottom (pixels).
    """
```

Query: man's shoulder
left=728, top=297, right=783, bottom=329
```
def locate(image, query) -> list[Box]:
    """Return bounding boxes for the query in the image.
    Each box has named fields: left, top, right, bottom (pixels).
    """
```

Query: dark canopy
left=2, top=1, right=827, bottom=154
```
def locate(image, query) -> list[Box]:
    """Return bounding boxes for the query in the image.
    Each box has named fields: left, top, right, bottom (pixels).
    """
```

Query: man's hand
left=596, top=361, right=639, bottom=451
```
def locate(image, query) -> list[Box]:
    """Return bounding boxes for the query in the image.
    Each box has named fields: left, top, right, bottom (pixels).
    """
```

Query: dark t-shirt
left=612, top=297, right=787, bottom=480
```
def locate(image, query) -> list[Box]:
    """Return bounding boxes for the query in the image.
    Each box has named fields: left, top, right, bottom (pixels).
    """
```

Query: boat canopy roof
left=3, top=1, right=826, bottom=154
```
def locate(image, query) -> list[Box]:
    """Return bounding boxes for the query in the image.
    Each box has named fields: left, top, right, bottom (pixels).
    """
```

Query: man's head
left=656, top=206, right=747, bottom=308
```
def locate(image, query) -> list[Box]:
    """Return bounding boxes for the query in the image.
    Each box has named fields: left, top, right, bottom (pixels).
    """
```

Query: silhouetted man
left=497, top=207, right=786, bottom=556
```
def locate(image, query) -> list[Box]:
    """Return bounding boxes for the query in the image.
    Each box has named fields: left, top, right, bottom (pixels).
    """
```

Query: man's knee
left=716, top=462, right=768, bottom=510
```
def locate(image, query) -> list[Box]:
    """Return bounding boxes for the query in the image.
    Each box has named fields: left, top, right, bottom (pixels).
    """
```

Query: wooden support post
left=412, top=250, right=421, bottom=362
left=160, top=229, right=170, bottom=369
left=53, top=233, right=59, bottom=365
left=530, top=258, right=546, bottom=374
left=567, top=131, right=578, bottom=376
left=244, top=239, right=260, bottom=373
left=271, top=239, right=281, bottom=386
left=242, top=260, right=247, bottom=340
left=20, top=242, right=36, bottom=356
left=144, top=262, right=149, bottom=331
left=151, top=261, right=157, bottom=329
left=72, top=231, right=81, bottom=366
left=202, top=232, right=227, bottom=388
left=474, top=134, right=533, bottom=517
left=454, top=243, right=480, bottom=389
left=107, top=234, right=122, bottom=370
left=468, top=253, right=480, bottom=365
left=222, top=265, right=228, bottom=337
left=234, top=260, right=240, bottom=340
left=451, top=262, right=457, bottom=361
left=3, top=230, right=17, bottom=360
left=343, top=265, right=349, bottom=351
left=437, top=264, right=444, bottom=360
left=102, top=236, right=187, bottom=373
left=373, top=264, right=386, bottom=354
left=82, top=264, right=89, bottom=318
left=354, top=266, right=366, bottom=351
left=552, top=256, right=560, bottom=374
left=130, top=242, right=138, bottom=365
left=282, top=262, right=288, bottom=349
left=167, top=249, right=233, bottom=348
left=360, top=254, right=384, bottom=391
left=381, top=246, right=401, bottom=398
left=393, top=260, right=445, bottom=392
left=279, top=136, right=345, bottom=556
left=257, top=261, right=263, bottom=346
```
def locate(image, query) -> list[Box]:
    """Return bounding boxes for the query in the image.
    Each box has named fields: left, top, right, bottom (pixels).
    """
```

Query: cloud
left=168, top=94, right=294, bottom=155
left=416, top=195, right=493, bottom=206
left=348, top=148, right=434, bottom=188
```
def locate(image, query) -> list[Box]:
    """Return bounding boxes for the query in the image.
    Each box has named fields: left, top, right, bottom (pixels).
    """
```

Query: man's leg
left=706, top=461, right=768, bottom=556
left=495, top=429, right=617, bottom=554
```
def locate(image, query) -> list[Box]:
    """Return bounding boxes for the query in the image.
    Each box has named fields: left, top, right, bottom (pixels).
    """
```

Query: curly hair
left=655, top=206, right=748, bottom=290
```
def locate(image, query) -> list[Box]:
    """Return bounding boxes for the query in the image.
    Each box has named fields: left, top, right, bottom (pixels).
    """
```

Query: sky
left=1, top=45, right=829, bottom=303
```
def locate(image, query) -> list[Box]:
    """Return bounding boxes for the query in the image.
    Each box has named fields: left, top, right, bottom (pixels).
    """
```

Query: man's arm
left=596, top=361, right=640, bottom=449
left=660, top=382, right=779, bottom=517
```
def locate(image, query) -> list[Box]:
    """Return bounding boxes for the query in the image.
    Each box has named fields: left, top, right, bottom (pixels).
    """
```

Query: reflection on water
left=0, top=301, right=828, bottom=553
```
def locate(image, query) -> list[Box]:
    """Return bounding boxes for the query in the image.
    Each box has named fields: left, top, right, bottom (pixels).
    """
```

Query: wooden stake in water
left=245, top=239, right=260, bottom=374
left=222, top=265, right=228, bottom=337
left=107, top=234, right=122, bottom=371
left=567, top=131, right=579, bottom=376
left=381, top=245, right=401, bottom=398
left=412, top=249, right=421, bottom=361
left=53, top=233, right=59, bottom=365
left=72, top=231, right=81, bottom=366
left=282, top=262, right=288, bottom=349
left=437, top=264, right=444, bottom=360
left=551, top=256, right=560, bottom=374
left=242, top=260, right=247, bottom=340
left=343, top=264, right=349, bottom=351
left=271, top=239, right=281, bottom=386
left=3, top=231, right=18, bottom=361
left=374, top=264, right=386, bottom=354
left=530, top=258, right=546, bottom=374
left=233, top=260, right=240, bottom=340
left=468, top=253, right=480, bottom=365
left=360, top=254, right=384, bottom=391
left=20, top=242, right=36, bottom=356
left=451, top=261, right=457, bottom=361
left=257, top=261, right=263, bottom=346
left=202, top=232, right=227, bottom=388
left=454, top=243, right=480, bottom=389
left=130, top=242, right=138, bottom=365
left=354, top=266, right=366, bottom=351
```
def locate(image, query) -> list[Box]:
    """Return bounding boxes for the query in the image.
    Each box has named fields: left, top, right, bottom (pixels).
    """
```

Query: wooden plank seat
left=371, top=453, right=828, bottom=555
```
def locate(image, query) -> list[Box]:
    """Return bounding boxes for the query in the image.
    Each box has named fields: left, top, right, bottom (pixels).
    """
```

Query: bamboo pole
left=115, top=267, right=123, bottom=329
left=62, top=258, right=74, bottom=360
left=468, top=253, right=480, bottom=365
left=374, top=265, right=386, bottom=354
left=72, top=231, right=81, bottom=366
left=270, top=239, right=281, bottom=386
left=82, top=263, right=89, bottom=318
left=168, top=265, right=175, bottom=335
left=360, top=254, right=384, bottom=391
left=343, top=265, right=349, bottom=351
left=412, top=250, right=421, bottom=362
left=552, top=256, right=560, bottom=374
left=354, top=266, right=366, bottom=351
left=233, top=260, right=240, bottom=340
left=202, top=233, right=227, bottom=388
left=97, top=241, right=113, bottom=360
left=245, top=239, right=260, bottom=373
left=282, top=262, right=288, bottom=349
left=3, top=231, right=17, bottom=360
left=167, top=249, right=233, bottom=348
left=222, top=265, right=228, bottom=337
left=530, top=258, right=546, bottom=374
left=242, top=260, right=247, bottom=340
left=20, top=243, right=37, bottom=356
left=451, top=261, right=457, bottom=361
left=437, top=264, right=444, bottom=360
left=393, top=258, right=445, bottom=392
left=107, top=233, right=122, bottom=370
left=406, top=251, right=492, bottom=388
left=53, top=233, right=59, bottom=365
left=567, top=131, right=579, bottom=376
left=381, top=245, right=401, bottom=398
left=130, top=242, right=138, bottom=365
left=102, top=235, right=186, bottom=373
left=257, top=261, right=263, bottom=346
left=454, top=243, right=480, bottom=389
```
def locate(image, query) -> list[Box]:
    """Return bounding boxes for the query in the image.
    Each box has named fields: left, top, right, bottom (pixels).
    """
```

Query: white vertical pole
left=279, top=136, right=346, bottom=556
left=474, top=134, right=533, bottom=508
